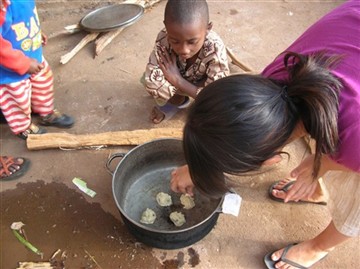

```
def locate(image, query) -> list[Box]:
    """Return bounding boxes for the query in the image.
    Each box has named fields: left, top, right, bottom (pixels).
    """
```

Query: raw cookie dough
left=180, top=194, right=195, bottom=209
left=169, top=211, right=186, bottom=227
left=140, top=208, right=156, bottom=224
left=156, top=192, right=172, bottom=207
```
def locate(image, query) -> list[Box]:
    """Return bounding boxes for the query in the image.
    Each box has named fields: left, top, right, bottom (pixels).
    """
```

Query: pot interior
left=112, top=139, right=221, bottom=232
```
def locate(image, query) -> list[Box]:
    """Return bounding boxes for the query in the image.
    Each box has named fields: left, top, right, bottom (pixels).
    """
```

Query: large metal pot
left=107, top=138, right=222, bottom=249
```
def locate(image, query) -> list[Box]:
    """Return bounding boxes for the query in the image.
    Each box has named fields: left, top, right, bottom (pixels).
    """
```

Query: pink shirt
left=262, top=0, right=360, bottom=172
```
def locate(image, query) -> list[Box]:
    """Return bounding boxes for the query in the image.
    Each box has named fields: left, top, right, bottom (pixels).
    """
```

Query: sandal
left=264, top=243, right=328, bottom=269
left=151, top=103, right=180, bottom=124
left=269, top=180, right=327, bottom=205
left=0, top=156, right=31, bottom=181
left=151, top=96, right=191, bottom=124
left=39, top=109, right=74, bottom=128
left=17, top=123, right=47, bottom=140
left=264, top=243, right=308, bottom=269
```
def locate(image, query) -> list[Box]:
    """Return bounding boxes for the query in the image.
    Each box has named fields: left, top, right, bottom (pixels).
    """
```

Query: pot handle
left=106, top=153, right=126, bottom=175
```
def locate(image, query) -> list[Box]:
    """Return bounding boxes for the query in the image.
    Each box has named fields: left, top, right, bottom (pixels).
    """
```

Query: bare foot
left=270, top=241, right=329, bottom=269
left=150, top=106, right=165, bottom=124
left=271, top=178, right=326, bottom=204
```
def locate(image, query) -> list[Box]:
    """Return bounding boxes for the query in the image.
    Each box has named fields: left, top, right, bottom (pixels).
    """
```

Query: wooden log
left=27, top=128, right=183, bottom=150
left=60, top=32, right=100, bottom=64
left=226, top=47, right=254, bottom=73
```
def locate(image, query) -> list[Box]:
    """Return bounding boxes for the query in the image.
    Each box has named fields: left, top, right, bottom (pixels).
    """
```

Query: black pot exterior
left=121, top=211, right=220, bottom=249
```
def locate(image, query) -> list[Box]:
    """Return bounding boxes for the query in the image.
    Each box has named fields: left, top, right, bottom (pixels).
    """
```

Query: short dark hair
left=183, top=52, right=342, bottom=198
left=164, top=0, right=209, bottom=26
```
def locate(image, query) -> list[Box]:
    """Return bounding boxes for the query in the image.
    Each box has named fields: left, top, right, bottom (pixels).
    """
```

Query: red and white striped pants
left=0, top=58, right=54, bottom=134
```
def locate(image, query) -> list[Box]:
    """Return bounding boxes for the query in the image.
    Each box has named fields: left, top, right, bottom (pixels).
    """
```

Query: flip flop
left=268, top=180, right=327, bottom=205
left=177, top=96, right=191, bottom=109
left=0, top=156, right=31, bottom=181
left=152, top=103, right=180, bottom=124
left=264, top=243, right=308, bottom=269
left=152, top=97, right=191, bottom=124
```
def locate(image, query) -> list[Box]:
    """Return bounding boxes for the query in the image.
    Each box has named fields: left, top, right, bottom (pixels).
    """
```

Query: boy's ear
left=207, top=22, right=213, bottom=31
left=263, top=155, right=282, bottom=166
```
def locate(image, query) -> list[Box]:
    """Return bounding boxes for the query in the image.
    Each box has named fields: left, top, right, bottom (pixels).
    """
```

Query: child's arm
left=144, top=48, right=175, bottom=103
left=0, top=36, right=32, bottom=75
left=157, top=49, right=198, bottom=98
left=0, top=1, right=42, bottom=75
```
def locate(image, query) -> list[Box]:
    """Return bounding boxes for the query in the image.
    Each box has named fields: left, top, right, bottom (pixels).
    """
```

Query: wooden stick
left=60, top=32, right=100, bottom=64
left=26, top=128, right=183, bottom=150
left=226, top=47, right=254, bottom=73
left=94, top=28, right=125, bottom=56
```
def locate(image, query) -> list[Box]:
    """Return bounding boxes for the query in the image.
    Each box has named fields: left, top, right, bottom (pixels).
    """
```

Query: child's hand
left=41, top=32, right=48, bottom=46
left=27, top=59, right=44, bottom=74
left=158, top=46, right=182, bottom=87
left=170, top=165, right=194, bottom=196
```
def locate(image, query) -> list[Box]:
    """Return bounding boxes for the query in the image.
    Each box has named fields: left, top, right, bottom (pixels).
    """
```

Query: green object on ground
left=72, top=177, right=97, bottom=197
left=12, top=230, right=42, bottom=256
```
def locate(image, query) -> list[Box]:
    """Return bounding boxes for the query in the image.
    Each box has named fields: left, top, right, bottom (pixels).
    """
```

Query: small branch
left=84, top=249, right=103, bottom=269
left=226, top=47, right=254, bottom=73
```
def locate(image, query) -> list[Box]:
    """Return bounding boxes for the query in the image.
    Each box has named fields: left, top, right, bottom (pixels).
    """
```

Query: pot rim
left=111, top=138, right=223, bottom=234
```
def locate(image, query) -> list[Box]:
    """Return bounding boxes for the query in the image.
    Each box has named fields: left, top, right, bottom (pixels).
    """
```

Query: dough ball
left=156, top=192, right=172, bottom=207
left=140, top=208, right=156, bottom=224
left=180, top=194, right=195, bottom=209
left=169, top=211, right=186, bottom=227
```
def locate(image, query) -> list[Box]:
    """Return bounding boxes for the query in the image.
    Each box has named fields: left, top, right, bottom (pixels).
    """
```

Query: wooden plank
left=27, top=128, right=182, bottom=150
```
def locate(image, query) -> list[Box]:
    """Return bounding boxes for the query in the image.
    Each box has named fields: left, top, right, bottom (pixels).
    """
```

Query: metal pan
left=80, top=3, right=144, bottom=32
left=107, top=139, right=222, bottom=249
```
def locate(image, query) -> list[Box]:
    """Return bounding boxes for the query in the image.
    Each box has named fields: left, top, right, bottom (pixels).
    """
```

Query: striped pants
left=0, top=58, right=54, bottom=134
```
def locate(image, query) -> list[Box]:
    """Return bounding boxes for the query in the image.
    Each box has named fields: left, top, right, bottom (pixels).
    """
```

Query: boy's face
left=165, top=20, right=211, bottom=61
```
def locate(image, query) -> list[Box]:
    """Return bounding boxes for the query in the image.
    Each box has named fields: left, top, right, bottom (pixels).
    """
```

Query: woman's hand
left=284, top=155, right=319, bottom=202
left=170, top=165, right=195, bottom=196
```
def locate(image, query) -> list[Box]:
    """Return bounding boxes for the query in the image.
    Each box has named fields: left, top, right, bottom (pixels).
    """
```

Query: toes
left=14, top=157, right=25, bottom=165
left=150, top=107, right=165, bottom=124
left=272, top=189, right=287, bottom=200
left=8, top=165, right=20, bottom=173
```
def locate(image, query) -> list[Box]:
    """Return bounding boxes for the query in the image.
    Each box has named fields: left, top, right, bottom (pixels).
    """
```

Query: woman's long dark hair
left=183, top=51, right=342, bottom=198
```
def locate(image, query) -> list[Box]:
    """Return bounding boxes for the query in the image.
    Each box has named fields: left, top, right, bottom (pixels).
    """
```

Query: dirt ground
left=1, top=0, right=359, bottom=268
